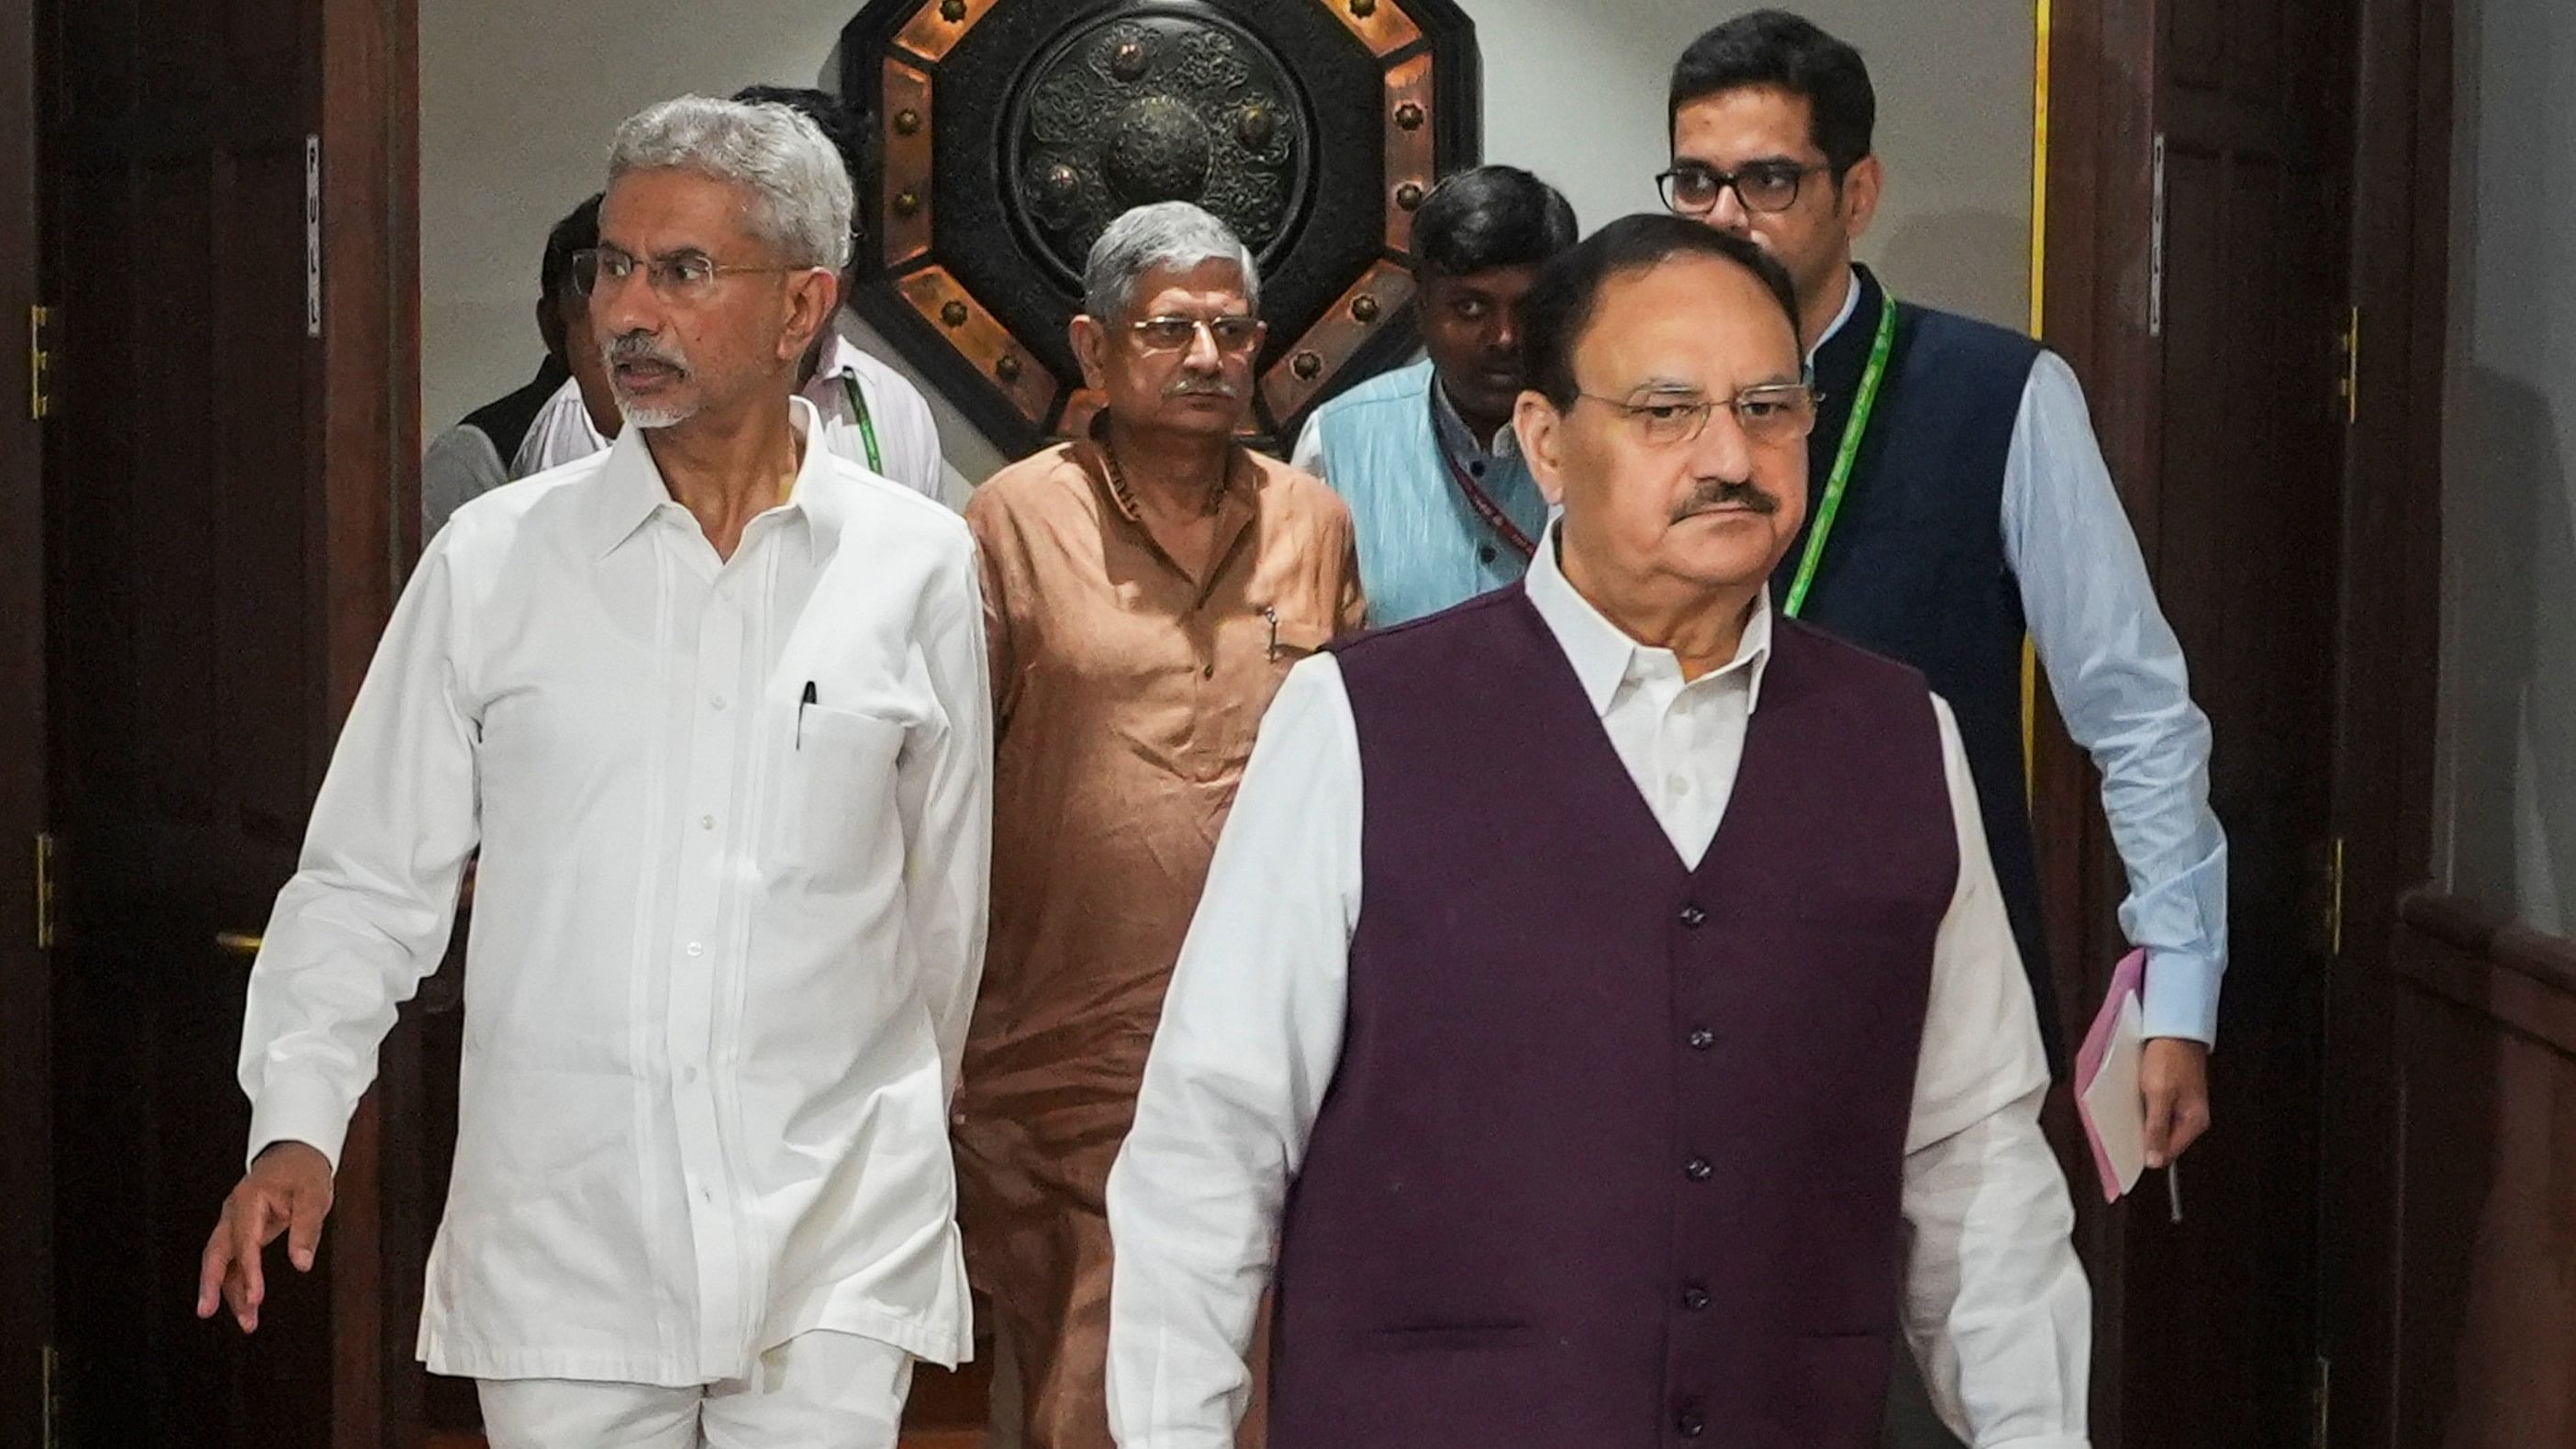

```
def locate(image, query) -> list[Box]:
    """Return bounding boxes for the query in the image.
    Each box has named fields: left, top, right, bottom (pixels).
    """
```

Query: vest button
left=1478, top=544, right=1498, bottom=564
left=1687, top=1028, right=1716, bottom=1051
left=1680, top=1286, right=1712, bottom=1310
left=1678, top=903, right=1708, bottom=928
left=1676, top=1409, right=1706, bottom=1437
left=1683, top=1156, right=1712, bottom=1182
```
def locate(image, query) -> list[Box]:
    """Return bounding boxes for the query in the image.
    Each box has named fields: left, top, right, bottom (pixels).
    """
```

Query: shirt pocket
left=768, top=704, right=908, bottom=886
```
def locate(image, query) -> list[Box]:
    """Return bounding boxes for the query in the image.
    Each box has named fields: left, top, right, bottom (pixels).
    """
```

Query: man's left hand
left=2140, top=1038, right=2212, bottom=1168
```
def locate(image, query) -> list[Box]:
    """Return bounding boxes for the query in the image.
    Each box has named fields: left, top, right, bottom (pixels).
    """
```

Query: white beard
left=616, top=393, right=699, bottom=429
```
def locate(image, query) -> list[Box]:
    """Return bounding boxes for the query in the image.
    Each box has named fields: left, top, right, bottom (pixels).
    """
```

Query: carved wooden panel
left=841, top=0, right=1480, bottom=455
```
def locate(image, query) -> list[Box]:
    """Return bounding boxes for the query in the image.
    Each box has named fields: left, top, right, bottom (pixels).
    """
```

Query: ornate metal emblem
left=842, top=0, right=1480, bottom=455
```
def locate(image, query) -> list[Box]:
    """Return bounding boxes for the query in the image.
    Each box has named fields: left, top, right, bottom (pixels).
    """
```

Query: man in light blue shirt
left=1669, top=9, right=2226, bottom=1176
left=1291, top=167, right=1577, bottom=624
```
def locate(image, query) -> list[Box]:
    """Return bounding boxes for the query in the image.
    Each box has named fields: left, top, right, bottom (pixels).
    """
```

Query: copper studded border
left=881, top=60, right=935, bottom=268
left=1262, top=261, right=1418, bottom=421
left=1313, top=0, right=1423, bottom=58
left=1380, top=51, right=1435, bottom=254
left=895, top=0, right=1000, bottom=65
left=898, top=266, right=1061, bottom=426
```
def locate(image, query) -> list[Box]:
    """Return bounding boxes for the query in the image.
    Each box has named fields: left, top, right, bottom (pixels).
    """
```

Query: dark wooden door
left=2038, top=0, right=2357, bottom=1443
left=2119, top=0, right=2352, bottom=1438
left=37, top=0, right=418, bottom=1443
left=2, top=2, right=53, bottom=1447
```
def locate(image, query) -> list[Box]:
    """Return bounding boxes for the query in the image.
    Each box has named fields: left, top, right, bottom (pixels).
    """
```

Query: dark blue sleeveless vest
left=459, top=358, right=571, bottom=468
left=1779, top=266, right=2061, bottom=1068
left=1269, top=589, right=1957, bottom=1447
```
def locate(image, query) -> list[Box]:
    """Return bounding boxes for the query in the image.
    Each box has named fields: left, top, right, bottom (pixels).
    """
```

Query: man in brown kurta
left=955, top=203, right=1365, bottom=1449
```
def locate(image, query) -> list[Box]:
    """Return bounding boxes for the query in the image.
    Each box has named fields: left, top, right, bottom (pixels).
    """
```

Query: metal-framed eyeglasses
left=1127, top=314, right=1266, bottom=357
left=1656, top=161, right=1834, bottom=217
left=571, top=245, right=809, bottom=302
left=1572, top=382, right=1822, bottom=448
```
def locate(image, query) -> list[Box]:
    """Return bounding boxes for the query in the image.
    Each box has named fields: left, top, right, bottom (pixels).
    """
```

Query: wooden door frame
left=2029, top=0, right=2169, bottom=1437
left=2036, top=0, right=2456, bottom=1443
left=312, top=0, right=424, bottom=1444
left=2, top=0, right=52, bottom=1444
left=18, top=0, right=420, bottom=1442
left=2319, top=0, right=2452, bottom=1441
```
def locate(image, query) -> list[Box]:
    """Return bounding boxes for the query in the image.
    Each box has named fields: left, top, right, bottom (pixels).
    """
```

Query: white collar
left=1522, top=520, right=1774, bottom=717
left=586, top=396, right=840, bottom=558
left=1805, top=265, right=1866, bottom=365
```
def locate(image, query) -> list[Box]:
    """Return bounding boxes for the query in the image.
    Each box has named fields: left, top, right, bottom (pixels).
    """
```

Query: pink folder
left=2073, top=949, right=2149, bottom=1202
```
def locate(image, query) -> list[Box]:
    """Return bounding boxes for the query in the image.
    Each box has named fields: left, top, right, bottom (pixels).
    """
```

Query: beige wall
left=2435, top=0, right=2576, bottom=933
left=419, top=1, right=2033, bottom=479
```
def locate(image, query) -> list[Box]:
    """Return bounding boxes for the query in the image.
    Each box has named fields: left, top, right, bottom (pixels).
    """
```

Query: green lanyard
left=1781, top=289, right=1900, bottom=619
left=837, top=373, right=885, bottom=475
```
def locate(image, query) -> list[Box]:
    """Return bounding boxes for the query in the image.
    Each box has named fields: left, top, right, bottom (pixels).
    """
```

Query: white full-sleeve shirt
left=239, top=397, right=993, bottom=1387
left=515, top=330, right=955, bottom=507
left=1106, top=529, right=2091, bottom=1449
left=1811, top=271, right=2229, bottom=1043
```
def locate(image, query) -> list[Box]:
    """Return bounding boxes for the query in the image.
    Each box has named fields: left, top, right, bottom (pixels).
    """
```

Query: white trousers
left=477, top=1332, right=914, bottom=1449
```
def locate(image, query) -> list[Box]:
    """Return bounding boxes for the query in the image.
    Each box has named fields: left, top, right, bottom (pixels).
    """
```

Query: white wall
left=2434, top=0, right=2576, bottom=932
left=419, top=0, right=2033, bottom=479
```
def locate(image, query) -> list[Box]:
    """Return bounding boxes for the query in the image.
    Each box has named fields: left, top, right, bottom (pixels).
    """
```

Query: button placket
left=667, top=580, right=749, bottom=1370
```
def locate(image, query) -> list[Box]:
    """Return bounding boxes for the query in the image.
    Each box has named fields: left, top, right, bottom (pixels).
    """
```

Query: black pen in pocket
left=797, top=680, right=817, bottom=748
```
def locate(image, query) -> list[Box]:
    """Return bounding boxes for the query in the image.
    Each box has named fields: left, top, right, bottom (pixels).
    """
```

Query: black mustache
left=1673, top=478, right=1779, bottom=520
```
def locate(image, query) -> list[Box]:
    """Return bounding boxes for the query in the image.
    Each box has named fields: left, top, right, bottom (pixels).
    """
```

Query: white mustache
left=605, top=333, right=690, bottom=379
left=1165, top=377, right=1241, bottom=399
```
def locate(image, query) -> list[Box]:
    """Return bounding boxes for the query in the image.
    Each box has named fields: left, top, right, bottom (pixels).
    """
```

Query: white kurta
left=239, top=398, right=992, bottom=1387
left=1106, top=530, right=2091, bottom=1448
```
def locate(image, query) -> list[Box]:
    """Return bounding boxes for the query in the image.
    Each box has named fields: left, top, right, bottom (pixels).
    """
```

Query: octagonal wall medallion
left=842, top=0, right=1481, bottom=458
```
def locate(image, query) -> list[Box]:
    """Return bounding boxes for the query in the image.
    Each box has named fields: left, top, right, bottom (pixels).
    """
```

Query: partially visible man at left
left=520, top=85, right=957, bottom=507
left=195, top=95, right=991, bottom=1449
left=420, top=193, right=617, bottom=534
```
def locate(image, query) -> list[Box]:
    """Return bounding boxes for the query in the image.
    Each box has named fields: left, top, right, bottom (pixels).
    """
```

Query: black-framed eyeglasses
left=1572, top=382, right=1822, bottom=448
left=1656, top=162, right=1834, bottom=217
left=1127, top=314, right=1266, bottom=356
left=571, top=245, right=806, bottom=301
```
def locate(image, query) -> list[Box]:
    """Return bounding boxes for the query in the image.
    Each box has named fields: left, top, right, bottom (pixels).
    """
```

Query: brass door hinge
left=2336, top=306, right=2360, bottom=425
left=2311, top=1352, right=2332, bottom=1449
left=28, top=305, right=55, bottom=419
left=2306, top=836, right=2346, bottom=961
left=42, top=1342, right=62, bottom=1449
left=2325, top=836, right=2346, bottom=959
left=35, top=831, right=57, bottom=951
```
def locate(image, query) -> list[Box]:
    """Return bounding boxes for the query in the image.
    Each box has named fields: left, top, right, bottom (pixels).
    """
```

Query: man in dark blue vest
left=1665, top=11, right=2227, bottom=1160
left=1103, top=216, right=2088, bottom=1449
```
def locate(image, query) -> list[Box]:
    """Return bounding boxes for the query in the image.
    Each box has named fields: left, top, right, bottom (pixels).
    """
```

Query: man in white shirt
left=514, top=86, right=956, bottom=507
left=1105, top=216, right=2088, bottom=1448
left=195, top=95, right=992, bottom=1448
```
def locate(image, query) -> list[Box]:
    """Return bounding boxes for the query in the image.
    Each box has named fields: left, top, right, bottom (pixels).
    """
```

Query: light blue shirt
left=1812, top=279, right=2230, bottom=1042
left=1291, top=361, right=1550, bottom=626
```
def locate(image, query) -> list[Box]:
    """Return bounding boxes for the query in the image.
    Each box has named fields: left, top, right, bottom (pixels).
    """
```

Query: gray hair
left=608, top=95, right=854, bottom=273
left=1082, top=202, right=1260, bottom=319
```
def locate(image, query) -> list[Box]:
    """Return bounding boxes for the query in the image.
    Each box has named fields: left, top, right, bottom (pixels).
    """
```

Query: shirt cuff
left=1979, top=1437, right=2091, bottom=1449
left=246, top=1073, right=355, bottom=1174
left=2141, top=949, right=2223, bottom=1045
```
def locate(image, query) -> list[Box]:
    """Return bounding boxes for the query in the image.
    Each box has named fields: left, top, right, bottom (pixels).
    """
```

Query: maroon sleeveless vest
left=1271, top=586, right=1957, bottom=1448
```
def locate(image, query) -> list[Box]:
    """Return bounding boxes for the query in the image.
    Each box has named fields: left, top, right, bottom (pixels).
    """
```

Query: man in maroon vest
left=1102, top=215, right=2089, bottom=1448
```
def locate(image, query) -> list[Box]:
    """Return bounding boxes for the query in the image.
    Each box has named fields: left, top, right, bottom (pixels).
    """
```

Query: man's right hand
left=195, top=1141, right=335, bottom=1333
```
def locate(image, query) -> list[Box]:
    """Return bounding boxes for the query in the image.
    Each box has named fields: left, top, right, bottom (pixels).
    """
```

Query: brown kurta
left=956, top=439, right=1365, bottom=1449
